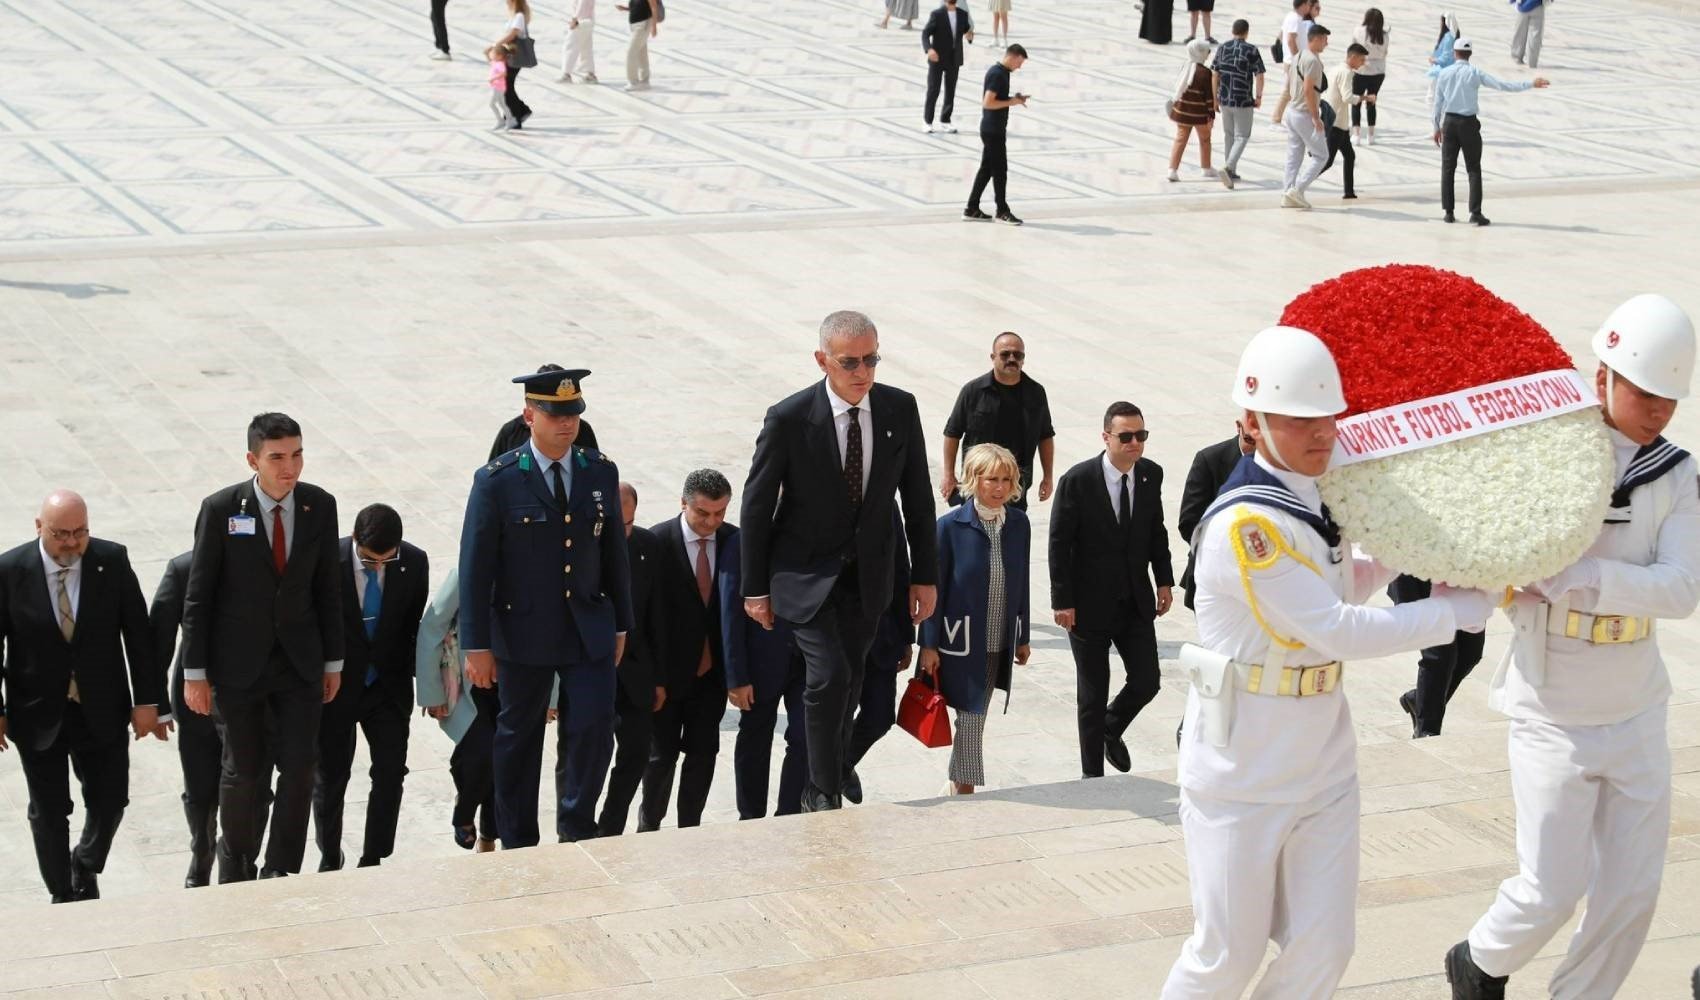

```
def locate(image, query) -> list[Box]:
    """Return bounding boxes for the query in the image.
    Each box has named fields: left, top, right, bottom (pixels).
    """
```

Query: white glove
left=1432, top=584, right=1493, bottom=633
left=1526, top=558, right=1600, bottom=603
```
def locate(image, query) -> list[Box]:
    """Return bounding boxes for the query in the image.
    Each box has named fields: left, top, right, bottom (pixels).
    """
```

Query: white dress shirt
left=38, top=541, right=81, bottom=620
left=254, top=478, right=295, bottom=559
left=678, top=511, right=718, bottom=584
left=825, top=380, right=874, bottom=488
left=353, top=553, right=386, bottom=607
left=1101, top=452, right=1136, bottom=520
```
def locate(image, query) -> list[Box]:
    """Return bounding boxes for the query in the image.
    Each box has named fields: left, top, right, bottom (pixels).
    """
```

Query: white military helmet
left=1231, top=325, right=1347, bottom=417
left=1592, top=293, right=1695, bottom=401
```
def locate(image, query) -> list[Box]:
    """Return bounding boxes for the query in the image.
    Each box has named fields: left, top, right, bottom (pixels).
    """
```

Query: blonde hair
left=961, top=443, right=1022, bottom=505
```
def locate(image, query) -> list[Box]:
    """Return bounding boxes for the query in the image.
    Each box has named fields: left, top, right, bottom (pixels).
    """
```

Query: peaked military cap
left=514, top=365, right=590, bottom=416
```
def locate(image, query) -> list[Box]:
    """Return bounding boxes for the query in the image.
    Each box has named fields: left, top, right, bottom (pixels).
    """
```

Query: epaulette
left=484, top=448, right=526, bottom=474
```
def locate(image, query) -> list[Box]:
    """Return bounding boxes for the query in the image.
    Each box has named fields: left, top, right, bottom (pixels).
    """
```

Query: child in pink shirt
left=484, top=45, right=513, bottom=130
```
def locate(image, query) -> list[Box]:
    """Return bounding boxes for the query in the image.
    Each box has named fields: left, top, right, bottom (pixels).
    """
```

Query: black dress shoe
left=1104, top=735, right=1132, bottom=773
left=318, top=850, right=344, bottom=873
left=800, top=785, right=841, bottom=813
left=1398, top=690, right=1420, bottom=739
left=1444, top=211, right=1456, bottom=224
left=1445, top=941, right=1507, bottom=999
left=842, top=768, right=864, bottom=805
left=1691, top=963, right=1698, bottom=999
left=50, top=893, right=72, bottom=904
left=357, top=856, right=380, bottom=869
left=69, top=853, right=99, bottom=901
left=184, top=873, right=210, bottom=889
left=1470, top=214, right=1491, bottom=227
left=259, top=867, right=289, bottom=879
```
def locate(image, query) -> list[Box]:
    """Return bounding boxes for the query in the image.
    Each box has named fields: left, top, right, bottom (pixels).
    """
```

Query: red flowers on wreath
left=1279, top=264, right=1577, bottom=417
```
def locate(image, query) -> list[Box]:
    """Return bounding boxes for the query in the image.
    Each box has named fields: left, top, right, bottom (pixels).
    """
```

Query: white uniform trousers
left=561, top=19, right=594, bottom=78
left=1468, top=706, right=1670, bottom=999
left=1162, top=775, right=1360, bottom=999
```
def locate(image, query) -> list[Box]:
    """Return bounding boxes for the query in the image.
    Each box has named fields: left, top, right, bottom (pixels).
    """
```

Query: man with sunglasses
left=941, top=332, right=1055, bottom=512
left=311, top=503, right=428, bottom=872
left=1049, top=402, right=1174, bottom=779
left=741, top=310, right=938, bottom=812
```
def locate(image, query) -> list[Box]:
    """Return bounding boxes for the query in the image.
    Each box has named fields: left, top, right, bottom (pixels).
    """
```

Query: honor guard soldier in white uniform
left=1162, top=326, right=1493, bottom=999
left=1448, top=295, right=1700, bottom=1000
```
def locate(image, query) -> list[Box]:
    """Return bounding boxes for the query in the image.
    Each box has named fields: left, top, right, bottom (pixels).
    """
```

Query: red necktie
left=696, top=537, right=712, bottom=676
left=272, top=506, right=288, bottom=575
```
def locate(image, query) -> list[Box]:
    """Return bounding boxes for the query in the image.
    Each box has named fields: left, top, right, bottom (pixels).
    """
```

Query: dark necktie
left=362, top=567, right=382, bottom=686
left=1118, top=473, right=1131, bottom=532
left=272, top=506, right=288, bottom=575
left=696, top=538, right=713, bottom=676
left=549, top=461, right=568, bottom=511
left=845, top=406, right=864, bottom=507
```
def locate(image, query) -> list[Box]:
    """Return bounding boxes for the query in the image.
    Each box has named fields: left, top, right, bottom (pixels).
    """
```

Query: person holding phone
left=964, top=44, right=1029, bottom=226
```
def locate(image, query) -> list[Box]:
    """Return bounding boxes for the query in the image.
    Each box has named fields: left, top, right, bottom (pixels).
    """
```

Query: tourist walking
left=1185, top=0, right=1214, bottom=44
left=1139, top=0, right=1173, bottom=45
left=1167, top=39, right=1217, bottom=182
left=1432, top=38, right=1549, bottom=226
left=1320, top=42, right=1366, bottom=199
left=918, top=445, right=1031, bottom=795
left=879, top=0, right=920, bottom=31
left=921, top=0, right=975, bottom=134
left=493, top=0, right=533, bottom=129
left=1425, top=12, right=1460, bottom=106
left=987, top=0, right=1010, bottom=47
left=1212, top=19, right=1264, bottom=189
left=1352, top=8, right=1388, bottom=144
left=964, top=44, right=1028, bottom=226
left=617, top=0, right=659, bottom=90
left=485, top=44, right=514, bottom=129
left=430, top=0, right=452, bottom=59
left=1510, top=0, right=1548, bottom=68
left=1277, top=24, right=1331, bottom=209
left=559, top=0, right=597, bottom=83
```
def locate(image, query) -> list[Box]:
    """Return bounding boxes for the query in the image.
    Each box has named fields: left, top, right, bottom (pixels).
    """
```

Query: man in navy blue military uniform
left=458, top=368, right=632, bottom=846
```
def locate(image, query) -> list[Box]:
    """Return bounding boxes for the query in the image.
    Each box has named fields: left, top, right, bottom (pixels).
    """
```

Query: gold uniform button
left=564, top=589, right=572, bottom=598
left=566, top=539, right=573, bottom=548
left=565, top=514, right=573, bottom=524
left=522, top=517, right=530, bottom=523
left=565, top=565, right=573, bottom=573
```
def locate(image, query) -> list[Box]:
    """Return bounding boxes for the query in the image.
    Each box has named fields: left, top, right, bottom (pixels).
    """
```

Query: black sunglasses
left=1113, top=430, right=1150, bottom=444
left=998, top=350, right=1025, bottom=361
left=832, top=353, right=881, bottom=372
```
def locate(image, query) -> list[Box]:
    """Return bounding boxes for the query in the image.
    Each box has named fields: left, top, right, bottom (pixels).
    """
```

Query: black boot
left=1690, top=963, right=1697, bottom=1000
left=1445, top=941, right=1507, bottom=999
left=184, top=800, right=216, bottom=888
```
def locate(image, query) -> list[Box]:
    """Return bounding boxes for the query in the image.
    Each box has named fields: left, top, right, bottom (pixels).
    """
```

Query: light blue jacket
left=415, top=567, right=556, bottom=744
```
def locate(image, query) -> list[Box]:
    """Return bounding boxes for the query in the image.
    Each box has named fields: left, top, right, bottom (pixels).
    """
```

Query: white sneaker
left=430, top=49, right=452, bottom=61
left=624, top=81, right=649, bottom=91
left=1364, top=128, right=1374, bottom=146
left=1202, top=168, right=1218, bottom=179
left=1293, top=188, right=1313, bottom=209
left=583, top=73, right=598, bottom=83
left=923, top=123, right=936, bottom=133
left=1281, top=188, right=1303, bottom=208
left=558, top=73, right=573, bottom=83
left=491, top=120, right=513, bottom=132
left=940, top=123, right=957, bottom=134
left=1220, top=169, right=1235, bottom=190
left=1167, top=170, right=1179, bottom=182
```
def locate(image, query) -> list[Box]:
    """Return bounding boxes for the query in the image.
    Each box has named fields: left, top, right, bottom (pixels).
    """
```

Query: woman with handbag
left=493, top=0, right=536, bottom=129
left=1166, top=38, right=1216, bottom=182
left=919, top=443, right=1032, bottom=795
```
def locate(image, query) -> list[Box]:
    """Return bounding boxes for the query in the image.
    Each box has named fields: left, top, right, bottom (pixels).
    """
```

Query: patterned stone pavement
left=0, top=0, right=1696, bottom=256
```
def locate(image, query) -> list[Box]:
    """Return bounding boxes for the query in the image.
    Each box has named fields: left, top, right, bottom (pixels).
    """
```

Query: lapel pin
left=302, top=504, right=312, bottom=513
left=97, top=565, right=105, bottom=572
left=886, top=430, right=892, bottom=438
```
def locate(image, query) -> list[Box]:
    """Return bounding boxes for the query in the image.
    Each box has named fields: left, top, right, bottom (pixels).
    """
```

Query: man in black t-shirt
left=965, top=44, right=1028, bottom=226
left=940, top=332, right=1056, bottom=510
left=615, top=0, right=659, bottom=89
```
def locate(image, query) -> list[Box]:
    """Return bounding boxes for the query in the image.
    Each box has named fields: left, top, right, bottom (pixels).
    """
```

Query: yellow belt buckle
left=1298, top=663, right=1333, bottom=697
left=1590, top=615, right=1641, bottom=644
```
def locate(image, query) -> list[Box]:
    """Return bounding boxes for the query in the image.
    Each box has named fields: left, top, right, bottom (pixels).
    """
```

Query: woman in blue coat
left=919, top=444, right=1031, bottom=795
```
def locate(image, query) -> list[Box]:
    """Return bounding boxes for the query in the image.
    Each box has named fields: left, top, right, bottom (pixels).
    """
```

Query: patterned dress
left=949, top=511, right=1005, bottom=786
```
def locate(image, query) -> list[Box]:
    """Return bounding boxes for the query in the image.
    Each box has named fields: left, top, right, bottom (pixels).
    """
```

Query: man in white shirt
left=1447, top=294, right=1699, bottom=1000
left=559, top=0, right=598, bottom=82
left=1281, top=0, right=1317, bottom=61
left=1162, top=326, right=1490, bottom=998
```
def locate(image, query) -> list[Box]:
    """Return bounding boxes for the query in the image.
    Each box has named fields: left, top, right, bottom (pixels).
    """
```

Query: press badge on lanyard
left=229, top=515, right=257, bottom=535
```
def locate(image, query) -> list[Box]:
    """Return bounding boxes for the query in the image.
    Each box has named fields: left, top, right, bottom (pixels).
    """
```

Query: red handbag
left=898, top=670, right=953, bottom=748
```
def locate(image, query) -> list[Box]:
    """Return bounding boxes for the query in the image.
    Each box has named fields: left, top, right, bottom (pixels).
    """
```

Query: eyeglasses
left=47, top=527, right=89, bottom=542
left=357, top=551, right=400, bottom=568
left=998, top=350, right=1025, bottom=361
left=832, top=353, right=881, bottom=372
left=1113, top=430, right=1150, bottom=444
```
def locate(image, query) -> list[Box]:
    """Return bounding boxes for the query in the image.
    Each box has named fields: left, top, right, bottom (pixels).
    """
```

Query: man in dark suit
left=460, top=368, right=632, bottom=846
left=181, top=412, right=344, bottom=882
left=0, top=490, right=161, bottom=902
left=639, top=469, right=736, bottom=830
left=922, top=0, right=975, bottom=133
left=721, top=530, right=806, bottom=819
left=312, top=504, right=427, bottom=871
left=1049, top=402, right=1175, bottom=779
left=1176, top=423, right=1254, bottom=610
left=842, top=516, right=916, bottom=805
left=151, top=550, right=273, bottom=887
left=741, top=310, right=938, bottom=812
left=595, top=482, right=665, bottom=837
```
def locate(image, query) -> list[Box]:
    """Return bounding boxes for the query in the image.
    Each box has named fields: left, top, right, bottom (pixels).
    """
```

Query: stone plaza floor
left=3, top=0, right=1700, bottom=994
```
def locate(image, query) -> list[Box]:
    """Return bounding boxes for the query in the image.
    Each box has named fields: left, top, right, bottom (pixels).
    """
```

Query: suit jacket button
left=565, top=565, right=573, bottom=573
left=505, top=603, right=512, bottom=610
left=564, top=589, right=572, bottom=598
left=565, top=540, right=573, bottom=548
left=565, top=514, right=573, bottom=524
left=523, top=517, right=530, bottom=523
